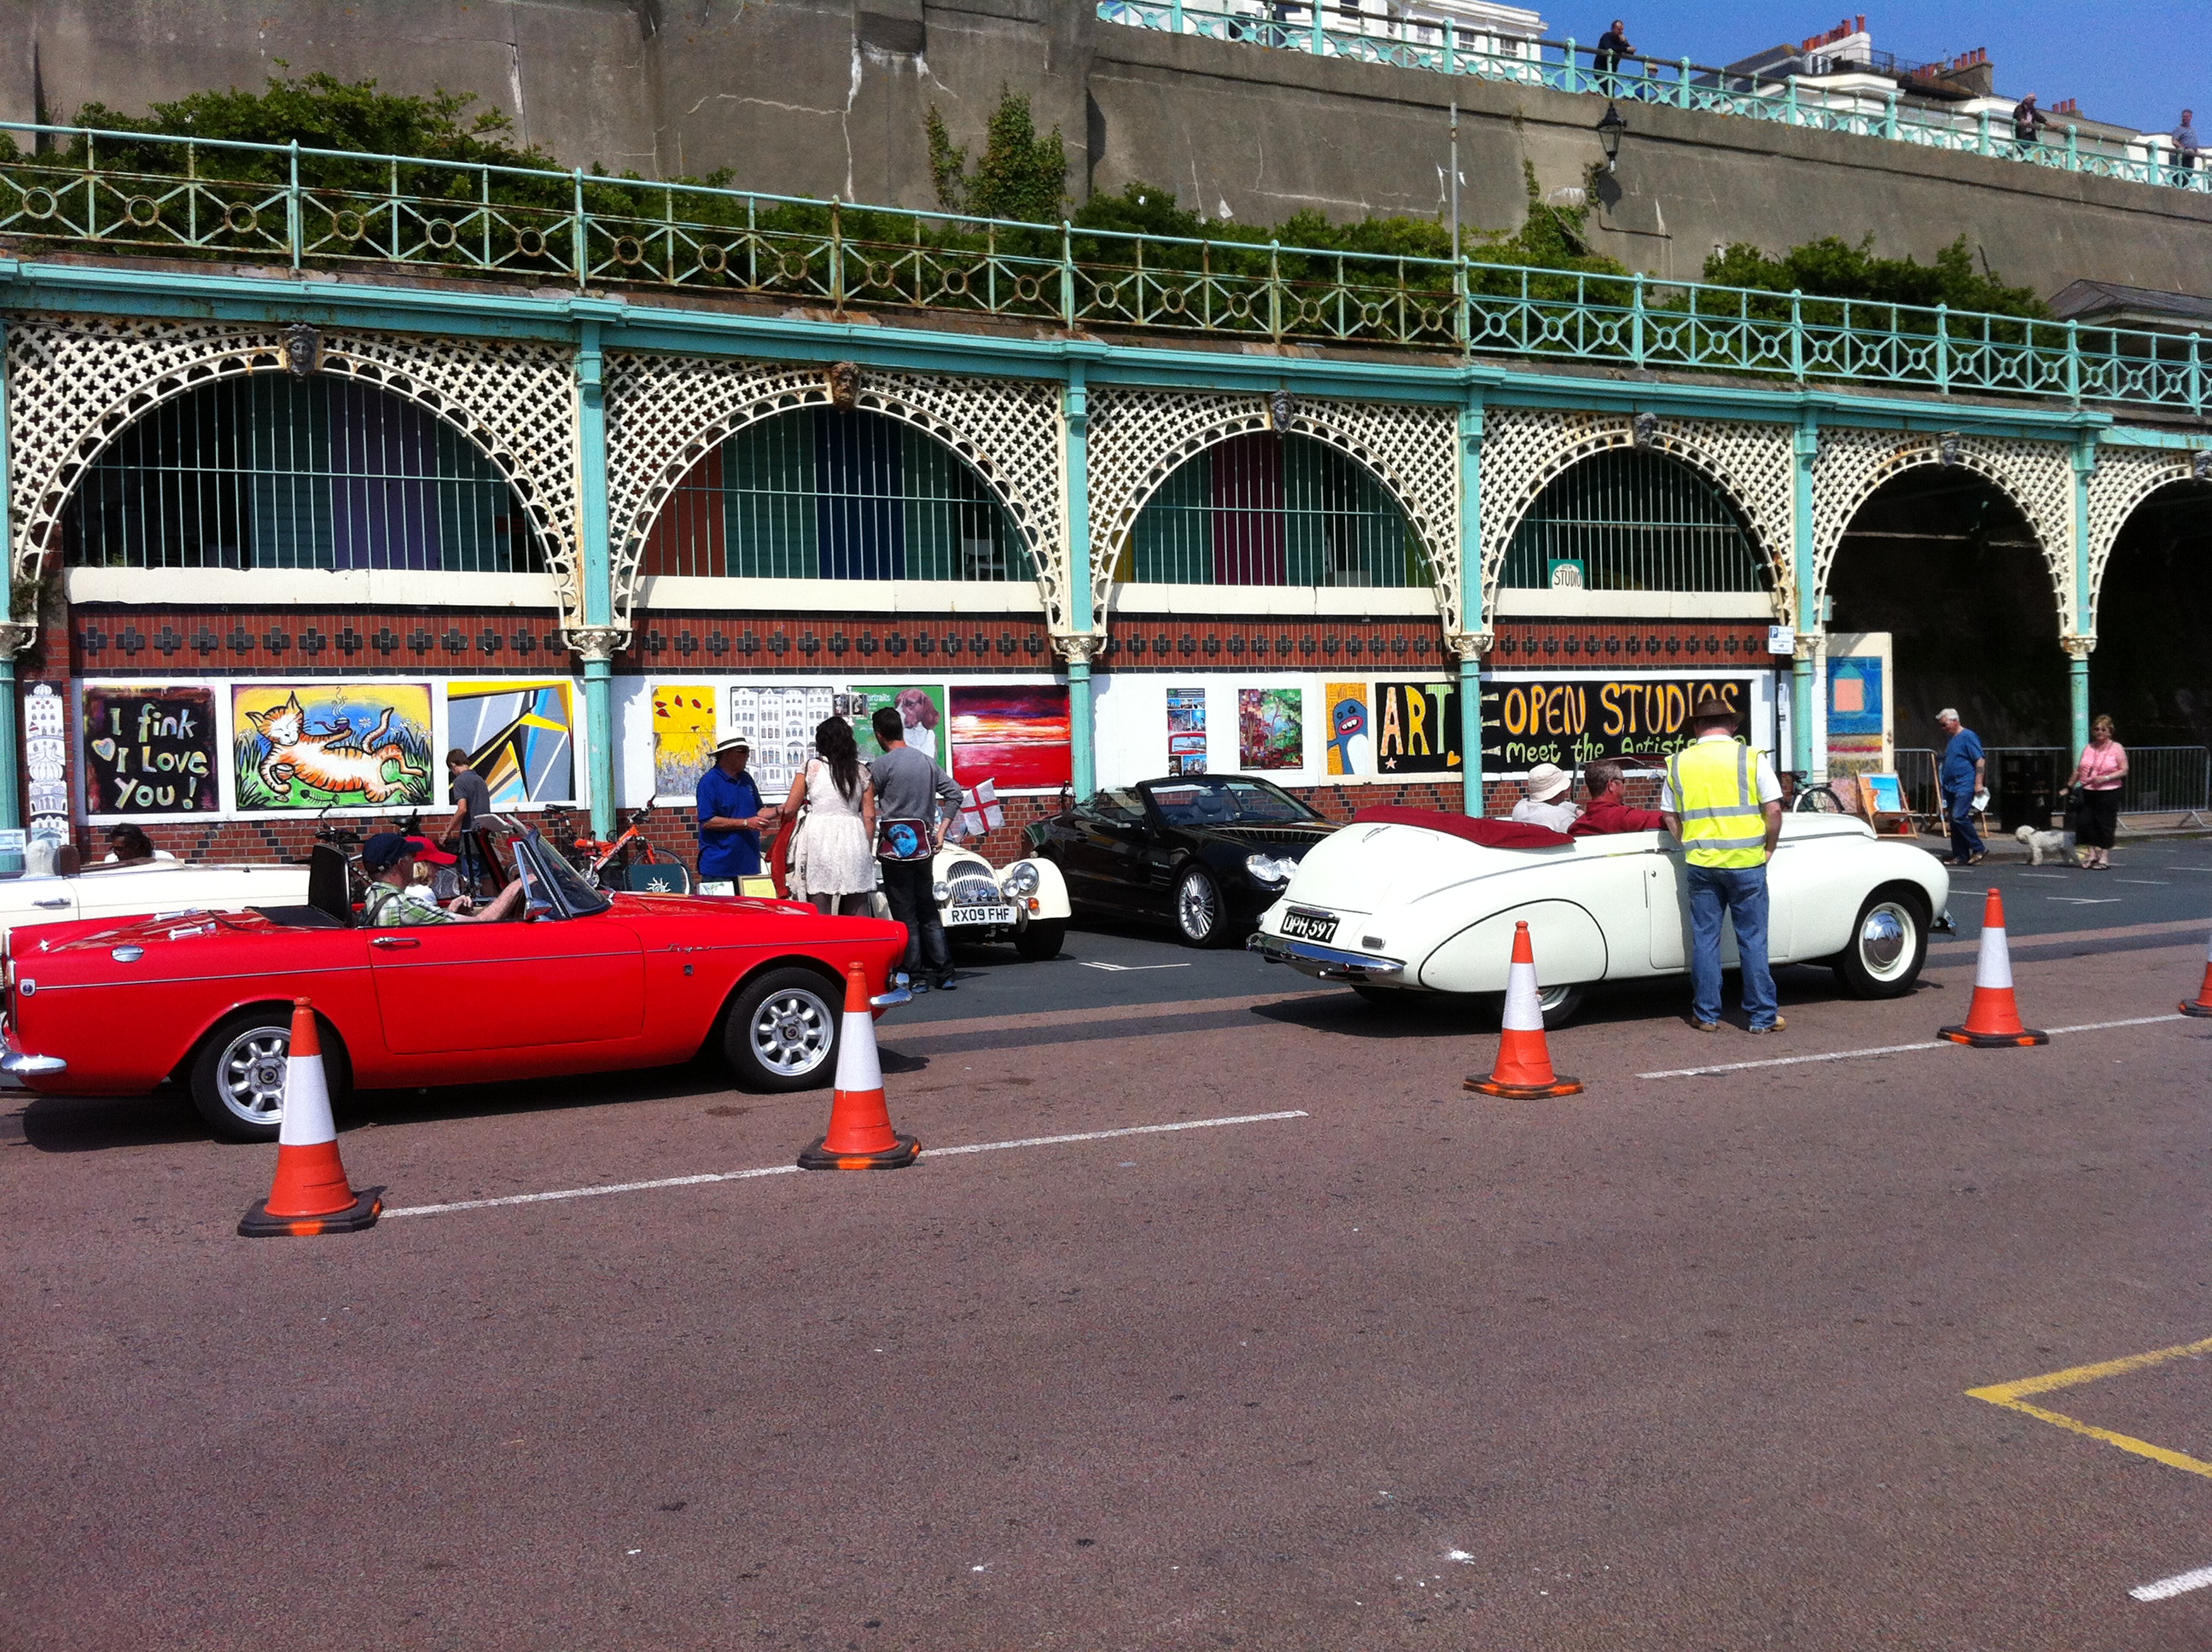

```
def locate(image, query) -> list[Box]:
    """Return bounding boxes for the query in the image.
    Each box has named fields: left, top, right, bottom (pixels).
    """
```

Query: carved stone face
left=281, top=323, right=321, bottom=377
left=826, top=361, right=862, bottom=411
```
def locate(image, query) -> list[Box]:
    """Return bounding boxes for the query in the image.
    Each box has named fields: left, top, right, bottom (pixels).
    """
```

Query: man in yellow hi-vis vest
left=1661, top=695, right=1787, bottom=1034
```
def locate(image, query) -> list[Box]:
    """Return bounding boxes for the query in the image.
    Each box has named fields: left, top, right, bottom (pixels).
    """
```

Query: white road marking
left=2017, top=873, right=2069, bottom=880
left=2116, top=879, right=2170, bottom=886
left=1639, top=1015, right=2185, bottom=1080
left=382, top=1109, right=1308, bottom=1219
left=2131, top=1565, right=2212, bottom=1603
left=2049, top=897, right=2123, bottom=905
left=1078, top=960, right=1193, bottom=973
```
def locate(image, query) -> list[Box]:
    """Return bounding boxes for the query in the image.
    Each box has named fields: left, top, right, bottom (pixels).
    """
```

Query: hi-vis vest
left=1667, top=738, right=1769, bottom=869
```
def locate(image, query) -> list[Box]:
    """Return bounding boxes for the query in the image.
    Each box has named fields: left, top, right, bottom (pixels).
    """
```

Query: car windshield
left=512, top=832, right=611, bottom=919
left=1143, top=777, right=1322, bottom=828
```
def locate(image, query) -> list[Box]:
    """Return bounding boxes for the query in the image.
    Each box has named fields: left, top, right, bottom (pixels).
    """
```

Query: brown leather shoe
left=1747, top=1017, right=1788, bottom=1035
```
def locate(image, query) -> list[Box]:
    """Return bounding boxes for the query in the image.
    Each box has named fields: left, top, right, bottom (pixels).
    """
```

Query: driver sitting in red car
left=1569, top=759, right=1671, bottom=836
left=361, top=831, right=527, bottom=926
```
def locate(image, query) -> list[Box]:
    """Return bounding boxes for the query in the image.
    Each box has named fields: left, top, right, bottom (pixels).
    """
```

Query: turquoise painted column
left=1062, top=366, right=1097, bottom=799
left=1790, top=419, right=1819, bottom=776
left=572, top=309, right=620, bottom=836
left=2067, top=433, right=2098, bottom=758
left=1457, top=396, right=1486, bottom=816
left=0, top=316, right=20, bottom=875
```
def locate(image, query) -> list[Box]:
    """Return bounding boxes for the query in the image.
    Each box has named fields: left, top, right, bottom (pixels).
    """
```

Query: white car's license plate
left=946, top=904, right=1015, bottom=926
left=1280, top=908, right=1338, bottom=943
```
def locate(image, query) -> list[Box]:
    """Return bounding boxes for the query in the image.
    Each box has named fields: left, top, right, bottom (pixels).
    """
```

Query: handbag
left=876, top=818, right=934, bottom=862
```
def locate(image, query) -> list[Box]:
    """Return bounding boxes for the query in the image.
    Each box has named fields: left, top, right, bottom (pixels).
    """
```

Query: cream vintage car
left=0, top=855, right=311, bottom=941
left=1249, top=806, right=1951, bottom=1024
left=931, top=841, right=1073, bottom=961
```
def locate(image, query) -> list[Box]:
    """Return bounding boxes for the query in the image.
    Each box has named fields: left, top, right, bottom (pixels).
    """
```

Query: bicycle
left=550, top=805, right=693, bottom=893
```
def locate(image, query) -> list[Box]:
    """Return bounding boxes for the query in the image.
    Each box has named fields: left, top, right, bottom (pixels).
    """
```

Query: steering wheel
left=1791, top=784, right=1849, bottom=814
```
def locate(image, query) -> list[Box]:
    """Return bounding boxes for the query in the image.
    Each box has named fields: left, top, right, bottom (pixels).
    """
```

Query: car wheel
left=722, top=967, right=843, bottom=1092
left=1014, top=919, right=1066, bottom=962
left=1474, top=981, right=1586, bottom=1030
left=188, top=1007, right=352, bottom=1144
left=1831, top=884, right=1929, bottom=999
left=1172, top=866, right=1229, bottom=948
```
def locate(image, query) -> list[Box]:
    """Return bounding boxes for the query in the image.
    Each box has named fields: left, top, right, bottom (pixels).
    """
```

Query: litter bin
left=1994, top=751, right=2062, bottom=834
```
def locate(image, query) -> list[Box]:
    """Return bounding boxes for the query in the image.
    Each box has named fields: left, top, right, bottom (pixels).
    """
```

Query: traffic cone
left=797, top=962, right=921, bottom=1170
left=238, top=1000, right=381, bottom=1236
left=1939, top=888, right=2050, bottom=1048
left=2180, top=923, right=2212, bottom=1018
left=1465, top=921, right=1584, bottom=1098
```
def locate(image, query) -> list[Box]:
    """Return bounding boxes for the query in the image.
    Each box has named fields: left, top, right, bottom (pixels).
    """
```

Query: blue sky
left=1565, top=3, right=2200, bottom=134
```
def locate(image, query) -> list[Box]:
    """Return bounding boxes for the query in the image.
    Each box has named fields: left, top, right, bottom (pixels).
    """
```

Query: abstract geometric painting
left=447, top=681, right=574, bottom=806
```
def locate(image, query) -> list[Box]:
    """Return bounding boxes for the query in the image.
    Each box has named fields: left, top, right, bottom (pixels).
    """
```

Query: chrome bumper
left=1247, top=931, right=1406, bottom=980
left=0, top=1026, right=66, bottom=1077
left=870, top=972, right=913, bottom=1009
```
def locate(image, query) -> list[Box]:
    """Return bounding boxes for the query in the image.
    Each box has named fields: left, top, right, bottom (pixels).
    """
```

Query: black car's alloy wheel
left=1173, top=866, right=1226, bottom=947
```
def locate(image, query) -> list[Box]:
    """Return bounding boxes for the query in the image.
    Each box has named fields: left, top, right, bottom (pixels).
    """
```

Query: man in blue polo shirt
left=696, top=735, right=771, bottom=881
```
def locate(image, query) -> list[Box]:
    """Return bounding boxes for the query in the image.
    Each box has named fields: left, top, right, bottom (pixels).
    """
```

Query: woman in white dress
left=783, top=715, right=877, bottom=916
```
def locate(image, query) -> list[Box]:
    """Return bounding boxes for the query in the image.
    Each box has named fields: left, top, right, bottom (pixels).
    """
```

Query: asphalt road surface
left=6, top=837, right=2211, bottom=1650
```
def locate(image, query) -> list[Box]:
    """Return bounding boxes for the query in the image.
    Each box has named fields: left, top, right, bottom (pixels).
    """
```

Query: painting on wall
left=1375, top=681, right=1461, bottom=775
left=24, top=683, right=68, bottom=849
left=1324, top=682, right=1371, bottom=777
left=947, top=685, right=1072, bottom=791
left=82, top=685, right=220, bottom=815
left=447, top=681, right=573, bottom=807
left=849, top=684, right=947, bottom=766
left=652, top=684, right=718, bottom=800
left=231, top=683, right=434, bottom=811
left=728, top=684, right=836, bottom=797
left=1237, top=687, right=1304, bottom=771
left=1166, top=687, right=1208, bottom=777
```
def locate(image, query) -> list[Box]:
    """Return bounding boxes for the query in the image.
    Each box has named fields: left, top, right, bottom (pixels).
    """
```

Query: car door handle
left=370, top=935, right=421, bottom=950
left=31, top=897, right=72, bottom=908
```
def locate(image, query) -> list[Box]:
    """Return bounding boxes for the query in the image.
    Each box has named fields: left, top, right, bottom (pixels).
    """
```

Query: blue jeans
left=1945, top=788, right=1983, bottom=861
left=1686, top=862, right=1778, bottom=1029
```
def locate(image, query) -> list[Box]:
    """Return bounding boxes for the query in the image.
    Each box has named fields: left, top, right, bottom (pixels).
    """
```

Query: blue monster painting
left=1327, top=693, right=1371, bottom=777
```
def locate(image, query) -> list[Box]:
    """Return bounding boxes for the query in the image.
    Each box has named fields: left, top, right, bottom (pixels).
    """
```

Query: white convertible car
left=1250, top=806, right=1950, bottom=1024
left=930, top=841, right=1073, bottom=961
left=0, top=856, right=311, bottom=941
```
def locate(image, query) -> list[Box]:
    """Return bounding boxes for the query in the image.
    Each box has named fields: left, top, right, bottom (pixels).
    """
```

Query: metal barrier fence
left=2120, top=746, right=2212, bottom=819
left=1098, top=3, right=2210, bottom=198
left=0, top=119, right=2208, bottom=413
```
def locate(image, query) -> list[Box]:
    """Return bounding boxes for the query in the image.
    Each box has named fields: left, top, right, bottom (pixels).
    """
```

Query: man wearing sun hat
left=696, top=734, right=771, bottom=882
left=1510, top=761, right=1582, bottom=833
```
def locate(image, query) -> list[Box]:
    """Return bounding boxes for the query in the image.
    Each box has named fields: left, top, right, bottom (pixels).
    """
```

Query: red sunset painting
left=948, top=685, right=1072, bottom=791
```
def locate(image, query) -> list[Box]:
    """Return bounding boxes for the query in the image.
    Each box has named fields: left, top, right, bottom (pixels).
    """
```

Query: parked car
left=1030, top=776, right=1336, bottom=946
left=0, top=834, right=910, bottom=1143
left=931, top=841, right=1073, bottom=960
left=0, top=856, right=309, bottom=940
left=1249, top=806, right=1951, bottom=1024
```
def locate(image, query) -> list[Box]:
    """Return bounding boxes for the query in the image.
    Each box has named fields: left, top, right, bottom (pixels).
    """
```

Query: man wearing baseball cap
left=361, top=831, right=526, bottom=926
left=696, top=735, right=771, bottom=883
left=1509, top=761, right=1581, bottom=833
left=1661, top=693, right=1786, bottom=1034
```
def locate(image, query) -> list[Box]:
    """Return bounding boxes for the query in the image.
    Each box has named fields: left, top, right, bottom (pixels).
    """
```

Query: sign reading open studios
left=1482, top=676, right=1760, bottom=771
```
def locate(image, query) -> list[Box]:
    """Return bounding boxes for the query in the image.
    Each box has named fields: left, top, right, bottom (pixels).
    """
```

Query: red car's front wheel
left=187, top=1007, right=353, bottom=1143
left=721, top=968, right=842, bottom=1092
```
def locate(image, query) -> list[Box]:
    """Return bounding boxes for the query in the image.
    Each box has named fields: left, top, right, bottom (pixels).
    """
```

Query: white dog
left=2015, top=823, right=2077, bottom=866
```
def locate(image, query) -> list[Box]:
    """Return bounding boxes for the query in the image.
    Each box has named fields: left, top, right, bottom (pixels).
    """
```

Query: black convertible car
left=1028, top=776, right=1337, bottom=945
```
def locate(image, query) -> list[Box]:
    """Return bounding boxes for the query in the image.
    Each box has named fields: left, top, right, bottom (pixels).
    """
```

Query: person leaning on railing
left=2174, top=110, right=2202, bottom=185
left=2012, top=94, right=2048, bottom=153
left=1593, top=19, right=1635, bottom=87
left=2067, top=714, right=2128, bottom=872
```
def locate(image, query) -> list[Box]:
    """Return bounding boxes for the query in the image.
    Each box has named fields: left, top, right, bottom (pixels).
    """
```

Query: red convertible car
left=0, top=834, right=911, bottom=1142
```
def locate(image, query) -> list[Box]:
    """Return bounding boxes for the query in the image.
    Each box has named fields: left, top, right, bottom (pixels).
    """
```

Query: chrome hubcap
left=1860, top=904, right=1912, bottom=977
left=751, top=989, right=833, bottom=1077
left=1536, top=984, right=1574, bottom=1012
left=218, top=1029, right=290, bottom=1125
left=1178, top=875, right=1216, bottom=938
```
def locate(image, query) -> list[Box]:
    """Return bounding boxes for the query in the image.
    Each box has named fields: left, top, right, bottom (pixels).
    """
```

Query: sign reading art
left=1482, top=676, right=1757, bottom=770
left=1374, top=682, right=1462, bottom=774
left=83, top=685, right=219, bottom=814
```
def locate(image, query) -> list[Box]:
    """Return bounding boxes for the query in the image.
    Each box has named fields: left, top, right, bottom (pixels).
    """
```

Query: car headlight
left=932, top=880, right=952, bottom=902
left=1245, top=852, right=1292, bottom=886
left=1004, top=861, right=1041, bottom=897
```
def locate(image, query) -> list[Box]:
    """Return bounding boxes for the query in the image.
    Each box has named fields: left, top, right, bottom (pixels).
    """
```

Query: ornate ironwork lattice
left=2083, top=448, right=2204, bottom=631
left=1086, top=389, right=1460, bottom=638
left=1810, top=428, right=2076, bottom=632
left=4, top=315, right=580, bottom=625
left=603, top=354, right=1067, bottom=635
left=1478, top=410, right=1795, bottom=624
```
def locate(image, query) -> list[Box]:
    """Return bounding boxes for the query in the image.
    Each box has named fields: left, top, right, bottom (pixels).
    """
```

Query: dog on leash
left=2015, top=823, right=2077, bottom=866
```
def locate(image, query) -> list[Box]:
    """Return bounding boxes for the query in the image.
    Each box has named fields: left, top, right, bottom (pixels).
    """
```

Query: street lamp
left=1598, top=101, right=1628, bottom=171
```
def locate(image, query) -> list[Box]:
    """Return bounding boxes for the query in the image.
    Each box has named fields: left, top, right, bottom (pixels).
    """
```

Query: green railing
left=1100, top=3, right=2210, bottom=197
left=0, top=120, right=2205, bottom=415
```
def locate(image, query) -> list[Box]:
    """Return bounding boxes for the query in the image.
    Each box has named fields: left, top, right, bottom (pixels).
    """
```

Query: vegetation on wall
left=923, top=90, right=1068, bottom=223
left=1703, top=234, right=2048, bottom=317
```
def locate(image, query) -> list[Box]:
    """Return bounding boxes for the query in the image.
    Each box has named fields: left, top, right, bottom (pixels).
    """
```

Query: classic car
left=0, top=855, right=309, bottom=940
left=1030, top=776, right=1336, bottom=946
left=0, top=833, right=910, bottom=1143
left=929, top=841, right=1073, bottom=960
left=1249, top=806, right=1951, bottom=1024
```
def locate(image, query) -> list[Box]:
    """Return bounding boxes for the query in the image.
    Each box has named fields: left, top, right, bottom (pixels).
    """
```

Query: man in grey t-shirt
left=443, top=748, right=497, bottom=893
left=869, top=707, right=963, bottom=992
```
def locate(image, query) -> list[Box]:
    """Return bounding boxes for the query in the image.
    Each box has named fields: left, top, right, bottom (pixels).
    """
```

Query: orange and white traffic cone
left=238, top=999, right=381, bottom=1236
left=1938, top=887, right=2050, bottom=1048
left=797, top=962, right=921, bottom=1170
left=1464, top=921, right=1584, bottom=1098
left=2180, top=922, right=2212, bottom=1019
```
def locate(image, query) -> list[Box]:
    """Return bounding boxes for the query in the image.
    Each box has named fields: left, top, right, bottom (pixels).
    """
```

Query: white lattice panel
left=1811, top=427, right=2077, bottom=631
left=2085, top=449, right=2201, bottom=628
left=1478, top=409, right=1796, bottom=625
left=604, top=354, right=1067, bottom=632
left=1085, top=389, right=1461, bottom=636
left=5, top=315, right=581, bottom=621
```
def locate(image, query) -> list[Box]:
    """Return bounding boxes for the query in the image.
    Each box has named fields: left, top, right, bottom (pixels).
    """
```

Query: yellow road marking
left=1968, top=1334, right=2212, bottom=1480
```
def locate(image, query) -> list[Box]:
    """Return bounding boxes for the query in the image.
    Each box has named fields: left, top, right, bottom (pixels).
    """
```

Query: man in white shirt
left=1510, top=763, right=1581, bottom=832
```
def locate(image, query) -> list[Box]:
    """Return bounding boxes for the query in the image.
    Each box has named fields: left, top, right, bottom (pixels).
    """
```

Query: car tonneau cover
left=1347, top=806, right=1572, bottom=851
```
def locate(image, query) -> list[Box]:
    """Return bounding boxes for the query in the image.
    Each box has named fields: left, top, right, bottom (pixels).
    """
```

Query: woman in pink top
left=2066, top=713, right=2128, bottom=870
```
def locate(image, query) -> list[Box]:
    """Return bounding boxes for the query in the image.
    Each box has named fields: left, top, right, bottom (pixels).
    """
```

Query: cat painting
left=240, top=690, right=428, bottom=806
